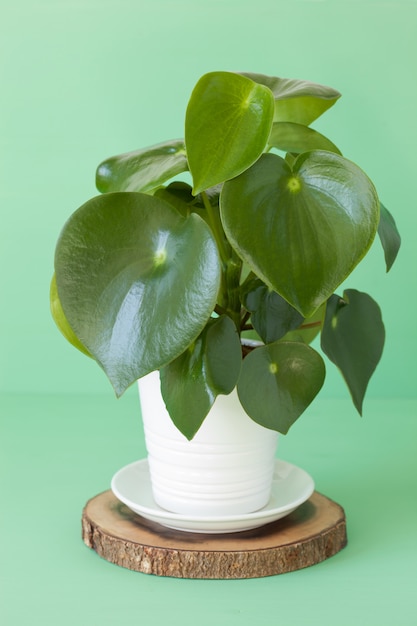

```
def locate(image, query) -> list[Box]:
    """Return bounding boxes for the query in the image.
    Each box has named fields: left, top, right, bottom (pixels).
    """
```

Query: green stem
left=200, top=191, right=229, bottom=266
left=201, top=191, right=242, bottom=330
left=225, top=257, right=243, bottom=331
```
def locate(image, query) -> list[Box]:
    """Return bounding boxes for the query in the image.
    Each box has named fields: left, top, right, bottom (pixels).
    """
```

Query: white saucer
left=111, top=459, right=314, bottom=534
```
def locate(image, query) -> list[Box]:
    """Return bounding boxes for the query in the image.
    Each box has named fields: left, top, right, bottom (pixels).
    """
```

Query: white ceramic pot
left=138, top=371, right=279, bottom=517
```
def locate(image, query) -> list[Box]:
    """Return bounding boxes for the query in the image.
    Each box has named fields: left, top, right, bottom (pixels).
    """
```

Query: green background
left=1, top=0, right=416, bottom=624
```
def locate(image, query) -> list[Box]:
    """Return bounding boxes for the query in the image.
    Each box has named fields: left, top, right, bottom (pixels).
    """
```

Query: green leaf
left=160, top=315, right=242, bottom=440
left=54, top=192, right=221, bottom=396
left=96, top=139, right=188, bottom=193
left=237, top=342, right=325, bottom=434
left=220, top=151, right=380, bottom=317
left=241, top=277, right=304, bottom=343
left=50, top=274, right=92, bottom=357
left=154, top=182, right=194, bottom=217
left=268, top=122, right=341, bottom=155
left=281, top=304, right=325, bottom=345
left=241, top=73, right=341, bottom=125
left=321, top=289, right=385, bottom=414
left=378, top=202, right=401, bottom=271
left=185, top=71, right=274, bottom=195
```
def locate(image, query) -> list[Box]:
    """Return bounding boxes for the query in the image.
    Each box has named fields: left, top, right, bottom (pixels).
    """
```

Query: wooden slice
left=82, top=490, right=347, bottom=579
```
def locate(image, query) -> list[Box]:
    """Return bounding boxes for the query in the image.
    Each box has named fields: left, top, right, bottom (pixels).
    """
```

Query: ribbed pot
left=138, top=371, right=279, bottom=517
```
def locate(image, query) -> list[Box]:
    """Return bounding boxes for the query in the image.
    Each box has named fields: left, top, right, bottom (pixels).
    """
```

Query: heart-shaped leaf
left=237, top=341, right=325, bottom=434
left=50, top=273, right=91, bottom=357
left=96, top=139, right=188, bottom=193
left=241, top=277, right=304, bottom=343
left=220, top=151, right=380, bottom=317
left=160, top=315, right=242, bottom=440
left=321, top=289, right=385, bottom=414
left=185, top=71, right=274, bottom=195
left=378, top=202, right=401, bottom=272
left=241, top=73, right=341, bottom=125
left=54, top=192, right=221, bottom=396
left=268, top=122, right=341, bottom=155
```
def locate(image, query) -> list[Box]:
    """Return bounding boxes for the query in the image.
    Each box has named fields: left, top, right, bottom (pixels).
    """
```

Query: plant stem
left=201, top=191, right=242, bottom=331
left=225, top=257, right=243, bottom=331
left=200, top=191, right=229, bottom=267
left=299, top=321, right=322, bottom=330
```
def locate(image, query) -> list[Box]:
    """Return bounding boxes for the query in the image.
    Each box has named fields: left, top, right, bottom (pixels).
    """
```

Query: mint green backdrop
left=1, top=0, right=416, bottom=398
left=1, top=0, right=415, bottom=399
left=1, top=2, right=416, bottom=625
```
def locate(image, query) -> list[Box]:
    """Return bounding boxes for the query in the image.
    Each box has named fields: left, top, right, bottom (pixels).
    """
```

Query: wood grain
left=82, top=490, right=347, bottom=579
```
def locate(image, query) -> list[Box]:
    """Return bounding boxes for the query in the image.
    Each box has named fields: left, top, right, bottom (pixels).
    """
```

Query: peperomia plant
left=51, top=71, right=401, bottom=440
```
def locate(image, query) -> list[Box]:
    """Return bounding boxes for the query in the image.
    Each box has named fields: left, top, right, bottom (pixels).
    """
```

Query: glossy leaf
left=154, top=182, right=194, bottom=217
left=220, top=151, right=380, bottom=317
left=185, top=71, right=274, bottom=195
left=237, top=342, right=325, bottom=434
left=50, top=274, right=92, bottom=357
left=241, top=277, right=303, bottom=343
left=160, top=316, right=242, bottom=440
left=96, top=139, right=188, bottom=193
left=242, top=73, right=341, bottom=125
left=54, top=192, right=221, bottom=396
left=268, top=121, right=341, bottom=155
left=321, top=289, right=385, bottom=414
left=378, top=202, right=401, bottom=271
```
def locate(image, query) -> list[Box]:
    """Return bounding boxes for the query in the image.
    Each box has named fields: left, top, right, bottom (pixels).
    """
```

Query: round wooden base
left=82, top=490, right=347, bottom=579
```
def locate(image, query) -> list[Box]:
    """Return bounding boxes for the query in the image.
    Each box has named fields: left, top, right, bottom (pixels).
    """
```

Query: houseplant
left=51, top=71, right=400, bottom=518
